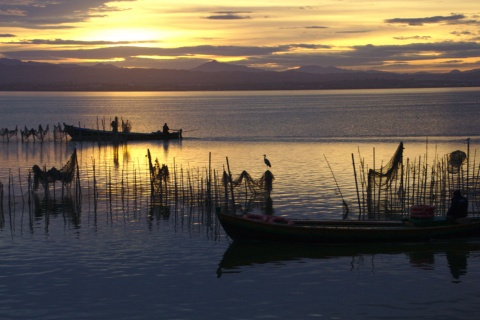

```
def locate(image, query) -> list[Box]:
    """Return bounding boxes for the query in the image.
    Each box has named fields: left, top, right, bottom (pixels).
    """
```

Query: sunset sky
left=1, top=0, right=479, bottom=73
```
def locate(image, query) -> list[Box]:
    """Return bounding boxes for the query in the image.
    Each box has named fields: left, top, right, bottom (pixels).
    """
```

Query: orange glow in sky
left=1, top=0, right=479, bottom=72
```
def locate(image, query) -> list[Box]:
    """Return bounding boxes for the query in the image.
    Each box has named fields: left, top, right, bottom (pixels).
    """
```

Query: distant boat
left=217, top=212, right=480, bottom=243
left=63, top=123, right=182, bottom=142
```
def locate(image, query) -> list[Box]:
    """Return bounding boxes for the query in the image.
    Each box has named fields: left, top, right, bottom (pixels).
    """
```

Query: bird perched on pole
left=263, top=154, right=271, bottom=168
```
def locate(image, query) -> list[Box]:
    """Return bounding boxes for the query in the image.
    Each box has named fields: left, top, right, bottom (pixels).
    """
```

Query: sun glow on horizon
left=88, top=28, right=161, bottom=44
left=0, top=0, right=479, bottom=72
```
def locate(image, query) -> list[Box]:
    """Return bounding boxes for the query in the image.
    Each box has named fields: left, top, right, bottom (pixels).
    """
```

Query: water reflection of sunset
left=1, top=138, right=476, bottom=221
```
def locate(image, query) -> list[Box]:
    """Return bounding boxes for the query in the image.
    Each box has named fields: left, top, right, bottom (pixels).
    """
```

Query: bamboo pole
left=324, top=155, right=348, bottom=219
left=93, top=159, right=98, bottom=213
left=226, top=157, right=235, bottom=214
left=17, top=168, right=24, bottom=203
left=174, top=158, right=178, bottom=205
left=207, top=152, right=212, bottom=205
left=352, top=153, right=362, bottom=220
left=147, top=149, right=154, bottom=195
left=424, top=138, right=428, bottom=204
left=467, top=138, right=470, bottom=197
left=358, top=147, right=367, bottom=216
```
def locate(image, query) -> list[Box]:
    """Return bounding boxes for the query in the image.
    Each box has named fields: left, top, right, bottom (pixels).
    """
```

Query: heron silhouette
left=263, top=154, right=271, bottom=168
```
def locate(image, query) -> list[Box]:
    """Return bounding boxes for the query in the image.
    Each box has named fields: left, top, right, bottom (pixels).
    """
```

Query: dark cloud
left=442, top=59, right=464, bottom=64
left=2, top=39, right=154, bottom=45
left=451, top=30, right=473, bottom=36
left=385, top=14, right=466, bottom=26
left=280, top=26, right=329, bottom=30
left=244, top=42, right=480, bottom=70
left=394, top=36, right=432, bottom=40
left=350, top=42, right=480, bottom=63
left=2, top=41, right=479, bottom=72
left=0, top=0, right=134, bottom=29
left=336, top=30, right=372, bottom=34
left=205, top=11, right=251, bottom=20
left=290, top=44, right=330, bottom=49
left=0, top=44, right=330, bottom=60
left=212, top=11, right=251, bottom=14
left=0, top=34, right=16, bottom=37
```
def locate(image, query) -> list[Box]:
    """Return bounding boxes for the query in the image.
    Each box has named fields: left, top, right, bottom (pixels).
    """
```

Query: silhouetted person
left=446, top=250, right=468, bottom=282
left=447, top=190, right=468, bottom=220
left=111, top=116, right=119, bottom=133
left=163, top=123, right=169, bottom=134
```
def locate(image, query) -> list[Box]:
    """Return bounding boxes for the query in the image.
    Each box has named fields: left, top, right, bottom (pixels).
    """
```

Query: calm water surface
left=1, top=88, right=480, bottom=319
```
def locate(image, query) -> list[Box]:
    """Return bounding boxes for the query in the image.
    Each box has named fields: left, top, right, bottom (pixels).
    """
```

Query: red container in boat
left=410, top=205, right=435, bottom=219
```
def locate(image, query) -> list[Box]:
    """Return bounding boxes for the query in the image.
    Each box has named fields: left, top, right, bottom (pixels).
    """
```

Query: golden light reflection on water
left=1, top=137, right=477, bottom=220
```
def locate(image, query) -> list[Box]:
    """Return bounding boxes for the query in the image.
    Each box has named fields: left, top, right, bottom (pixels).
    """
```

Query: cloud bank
left=1, top=1, right=480, bottom=73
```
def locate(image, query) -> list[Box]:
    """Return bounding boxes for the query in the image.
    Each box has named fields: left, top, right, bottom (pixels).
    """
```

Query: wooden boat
left=217, top=212, right=480, bottom=243
left=63, top=123, right=182, bottom=142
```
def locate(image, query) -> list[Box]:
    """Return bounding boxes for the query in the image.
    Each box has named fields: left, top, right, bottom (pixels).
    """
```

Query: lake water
left=1, top=88, right=480, bottom=319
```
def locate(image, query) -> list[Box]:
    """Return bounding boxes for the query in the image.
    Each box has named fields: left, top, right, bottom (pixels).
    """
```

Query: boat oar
left=171, top=128, right=198, bottom=133
left=324, top=155, right=349, bottom=219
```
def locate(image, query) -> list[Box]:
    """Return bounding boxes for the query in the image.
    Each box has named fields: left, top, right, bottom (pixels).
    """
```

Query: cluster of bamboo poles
left=351, top=140, right=479, bottom=220
left=0, top=149, right=272, bottom=231
left=0, top=123, right=70, bottom=142
left=146, top=150, right=272, bottom=216
left=0, top=162, right=83, bottom=228
left=4, top=140, right=479, bottom=228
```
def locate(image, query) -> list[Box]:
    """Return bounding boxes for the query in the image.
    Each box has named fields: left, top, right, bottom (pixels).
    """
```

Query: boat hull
left=217, top=212, right=480, bottom=243
left=63, top=123, right=182, bottom=141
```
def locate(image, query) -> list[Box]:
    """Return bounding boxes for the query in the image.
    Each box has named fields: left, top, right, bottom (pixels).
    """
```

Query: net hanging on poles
left=150, top=159, right=169, bottom=194
left=229, top=170, right=274, bottom=197
left=32, top=149, right=78, bottom=190
left=446, top=150, right=467, bottom=174
left=367, top=142, right=404, bottom=217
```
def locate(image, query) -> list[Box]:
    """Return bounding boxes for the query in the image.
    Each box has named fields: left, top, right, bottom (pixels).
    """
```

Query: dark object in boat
left=217, top=212, right=480, bottom=243
left=63, top=123, right=182, bottom=142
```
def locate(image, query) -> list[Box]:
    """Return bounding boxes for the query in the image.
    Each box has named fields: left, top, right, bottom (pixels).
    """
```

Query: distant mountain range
left=1, top=58, right=479, bottom=91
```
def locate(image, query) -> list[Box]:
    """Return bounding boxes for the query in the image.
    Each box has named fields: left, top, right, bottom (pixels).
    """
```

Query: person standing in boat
left=111, top=116, right=119, bottom=133
left=163, top=123, right=169, bottom=134
left=447, top=190, right=468, bottom=220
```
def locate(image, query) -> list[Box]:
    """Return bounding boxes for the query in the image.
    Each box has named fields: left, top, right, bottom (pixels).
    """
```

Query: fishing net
left=367, top=142, right=404, bottom=217
left=150, top=160, right=169, bottom=193
left=121, top=119, right=132, bottom=133
left=32, top=149, right=78, bottom=190
left=53, top=123, right=69, bottom=140
left=446, top=150, right=467, bottom=174
left=21, top=126, right=36, bottom=141
left=21, top=124, right=50, bottom=141
left=230, top=170, right=274, bottom=197
left=0, top=126, right=18, bottom=141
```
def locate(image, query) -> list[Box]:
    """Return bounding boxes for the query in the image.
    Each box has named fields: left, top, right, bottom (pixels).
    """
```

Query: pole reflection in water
left=31, top=194, right=81, bottom=230
left=3, top=90, right=480, bottom=319
left=216, top=241, right=478, bottom=283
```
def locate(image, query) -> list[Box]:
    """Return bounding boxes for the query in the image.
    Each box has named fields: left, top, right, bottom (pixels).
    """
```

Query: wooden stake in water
left=207, top=152, right=212, bottom=206
left=351, top=153, right=362, bottom=220
left=324, top=155, right=349, bottom=219
left=147, top=149, right=154, bottom=195
left=467, top=138, right=470, bottom=198
left=226, top=157, right=235, bottom=213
